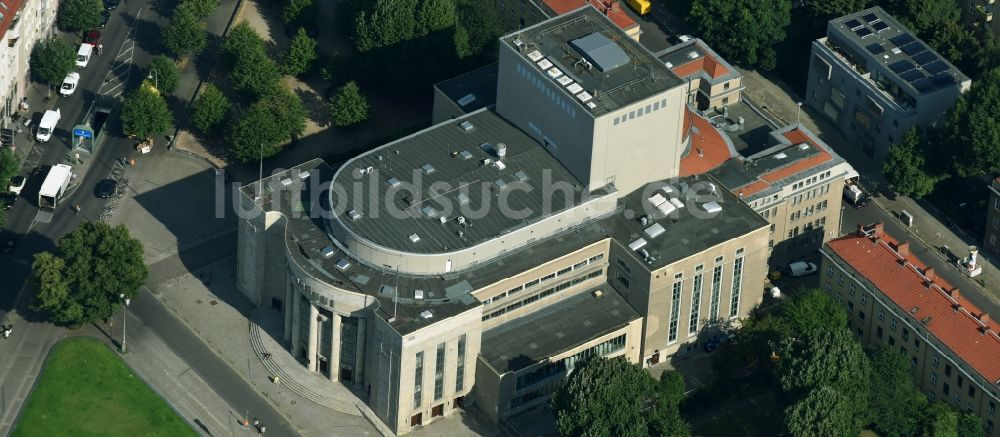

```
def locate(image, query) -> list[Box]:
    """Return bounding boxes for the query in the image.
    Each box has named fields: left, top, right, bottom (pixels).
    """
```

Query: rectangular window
left=557, top=267, right=572, bottom=276
left=933, top=355, right=940, bottom=367
left=434, top=343, right=445, bottom=401
left=878, top=308, right=885, bottom=320
left=617, top=257, right=632, bottom=273
left=668, top=281, right=682, bottom=342
left=890, top=318, right=897, bottom=331
left=932, top=372, right=938, bottom=384
left=902, top=328, right=909, bottom=341
left=945, top=364, right=952, bottom=377
left=589, top=254, right=604, bottom=263
left=943, top=383, right=950, bottom=395
left=689, top=273, right=703, bottom=334
left=617, top=273, right=630, bottom=289
left=540, top=273, right=555, bottom=283
left=573, top=261, right=588, bottom=270
left=876, top=326, right=883, bottom=339
left=710, top=265, right=723, bottom=320
left=525, top=278, right=540, bottom=288
left=455, top=335, right=466, bottom=392
left=414, top=352, right=424, bottom=408
left=729, top=257, right=744, bottom=318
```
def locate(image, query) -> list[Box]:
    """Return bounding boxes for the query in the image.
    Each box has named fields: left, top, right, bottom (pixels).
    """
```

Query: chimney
left=949, top=287, right=961, bottom=301
left=857, top=224, right=865, bottom=235
left=923, top=266, right=934, bottom=281
left=980, top=312, right=990, bottom=325
left=896, top=241, right=910, bottom=256
left=873, top=222, right=885, bottom=236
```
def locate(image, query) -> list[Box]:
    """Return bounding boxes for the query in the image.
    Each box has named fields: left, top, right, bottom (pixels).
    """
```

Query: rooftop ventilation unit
left=566, top=83, right=584, bottom=94
left=569, top=32, right=631, bottom=72
left=644, top=223, right=666, bottom=239
left=457, top=94, right=476, bottom=107
left=557, top=76, right=573, bottom=86
left=707, top=182, right=717, bottom=194
left=891, top=47, right=902, bottom=55
left=494, top=178, right=507, bottom=190
left=495, top=160, right=507, bottom=171
left=409, top=234, right=421, bottom=243
left=547, top=67, right=564, bottom=79
left=665, top=61, right=673, bottom=68
left=592, top=290, right=604, bottom=298
left=702, top=201, right=723, bottom=214
left=495, top=143, right=507, bottom=158
left=661, top=186, right=675, bottom=195
left=527, top=50, right=543, bottom=61
left=439, top=216, right=447, bottom=224
left=798, top=143, right=810, bottom=150
left=386, top=177, right=401, bottom=187
left=513, top=170, right=528, bottom=182
left=298, top=170, right=310, bottom=180
left=320, top=246, right=335, bottom=258
left=348, top=209, right=362, bottom=221
left=280, top=178, right=293, bottom=186
left=537, top=58, right=553, bottom=70
left=481, top=158, right=493, bottom=166
left=628, top=238, right=648, bottom=252
left=774, top=152, right=788, bottom=159
left=687, top=50, right=699, bottom=59
left=457, top=192, right=470, bottom=204
left=420, top=310, right=434, bottom=319
left=576, top=91, right=593, bottom=103
left=669, top=198, right=685, bottom=208
left=459, top=150, right=473, bottom=160
left=649, top=193, right=667, bottom=207
left=459, top=121, right=474, bottom=132
left=414, top=290, right=425, bottom=300
left=422, top=205, right=438, bottom=218
left=421, top=163, right=436, bottom=175
left=336, top=259, right=351, bottom=271
left=457, top=216, right=467, bottom=226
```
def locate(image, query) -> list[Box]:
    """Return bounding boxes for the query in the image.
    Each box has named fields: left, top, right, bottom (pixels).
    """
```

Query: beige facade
left=0, top=0, right=58, bottom=131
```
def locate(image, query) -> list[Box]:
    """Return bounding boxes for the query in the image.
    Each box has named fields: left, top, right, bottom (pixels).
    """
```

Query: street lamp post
left=796, top=101, right=803, bottom=126
left=119, top=293, right=131, bottom=353
left=147, top=68, right=158, bottom=91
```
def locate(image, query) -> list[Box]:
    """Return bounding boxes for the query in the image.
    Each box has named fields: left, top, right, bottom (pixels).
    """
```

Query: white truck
left=38, top=164, right=73, bottom=209
left=36, top=109, right=60, bottom=142
left=843, top=182, right=870, bottom=208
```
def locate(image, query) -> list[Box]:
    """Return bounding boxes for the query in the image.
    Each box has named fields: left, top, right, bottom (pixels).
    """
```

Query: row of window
left=482, top=269, right=604, bottom=321
left=789, top=200, right=830, bottom=222
left=488, top=254, right=604, bottom=305
left=612, top=99, right=671, bottom=126
left=752, top=170, right=834, bottom=209
left=413, top=336, right=467, bottom=410
left=514, top=334, right=627, bottom=391
left=791, top=183, right=831, bottom=206
left=514, top=62, right=578, bottom=119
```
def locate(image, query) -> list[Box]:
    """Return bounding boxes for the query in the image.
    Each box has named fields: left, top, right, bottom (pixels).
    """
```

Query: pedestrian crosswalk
left=97, top=8, right=142, bottom=99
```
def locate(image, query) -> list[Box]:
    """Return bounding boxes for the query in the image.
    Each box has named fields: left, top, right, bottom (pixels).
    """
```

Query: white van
left=37, top=109, right=60, bottom=142
left=75, top=44, right=93, bottom=68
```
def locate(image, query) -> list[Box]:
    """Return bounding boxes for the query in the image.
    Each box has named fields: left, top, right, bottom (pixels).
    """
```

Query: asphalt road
left=0, top=1, right=298, bottom=435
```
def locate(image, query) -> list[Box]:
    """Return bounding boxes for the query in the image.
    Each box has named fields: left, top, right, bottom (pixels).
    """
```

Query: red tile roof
left=737, top=128, right=834, bottom=197
left=670, top=53, right=730, bottom=81
left=543, top=0, right=638, bottom=31
left=826, top=225, right=1000, bottom=385
left=680, top=110, right=733, bottom=176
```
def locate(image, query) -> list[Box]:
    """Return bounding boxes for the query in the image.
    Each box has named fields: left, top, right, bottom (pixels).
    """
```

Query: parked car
left=95, top=178, right=117, bottom=198
left=788, top=261, right=818, bottom=277
left=100, top=10, right=111, bottom=28
left=8, top=175, right=25, bottom=195
left=104, top=0, right=120, bottom=10
left=84, top=29, right=101, bottom=46
left=60, top=72, right=80, bottom=97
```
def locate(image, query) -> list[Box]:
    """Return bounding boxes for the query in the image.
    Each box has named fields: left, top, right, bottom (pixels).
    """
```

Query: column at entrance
left=290, top=289, right=302, bottom=357
left=329, top=314, right=342, bottom=381
left=354, top=317, right=367, bottom=388
left=307, top=304, right=319, bottom=372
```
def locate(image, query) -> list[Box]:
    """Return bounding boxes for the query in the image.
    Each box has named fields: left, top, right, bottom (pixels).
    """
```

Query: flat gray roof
left=503, top=5, right=682, bottom=116
left=702, top=101, right=777, bottom=155
left=826, top=6, right=969, bottom=97
left=329, top=109, right=602, bottom=255
left=433, top=62, right=498, bottom=114
left=481, top=285, right=640, bottom=374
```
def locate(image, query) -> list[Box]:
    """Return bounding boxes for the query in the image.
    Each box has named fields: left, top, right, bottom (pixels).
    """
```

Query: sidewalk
left=738, top=67, right=1000, bottom=304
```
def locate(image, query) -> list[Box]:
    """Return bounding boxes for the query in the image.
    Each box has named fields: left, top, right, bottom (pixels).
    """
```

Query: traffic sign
left=72, top=127, right=93, bottom=138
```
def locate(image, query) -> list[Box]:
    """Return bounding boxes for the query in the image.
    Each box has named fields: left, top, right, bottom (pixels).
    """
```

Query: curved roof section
left=679, top=109, right=734, bottom=176
left=328, top=110, right=593, bottom=255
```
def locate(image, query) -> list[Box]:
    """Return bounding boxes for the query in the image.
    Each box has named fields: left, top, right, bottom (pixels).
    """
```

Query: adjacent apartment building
left=655, top=38, right=743, bottom=111
left=821, top=223, right=1000, bottom=436
left=806, top=6, right=970, bottom=162
left=0, top=0, right=58, bottom=139
left=237, top=6, right=771, bottom=434
left=985, top=177, right=1000, bottom=258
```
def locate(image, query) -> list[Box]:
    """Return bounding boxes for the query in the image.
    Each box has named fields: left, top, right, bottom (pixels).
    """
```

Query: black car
left=0, top=232, right=15, bottom=254
left=100, top=10, right=111, bottom=28
left=104, top=0, right=120, bottom=10
left=95, top=179, right=117, bottom=198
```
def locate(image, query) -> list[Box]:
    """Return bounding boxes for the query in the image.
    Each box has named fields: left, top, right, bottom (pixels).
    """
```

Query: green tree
left=283, top=28, right=317, bottom=76
left=883, top=128, right=942, bottom=198
left=455, top=0, right=503, bottom=61
left=868, top=346, right=926, bottom=437
left=877, top=0, right=960, bottom=40
left=30, top=38, right=76, bottom=87
left=922, top=402, right=959, bottom=437
left=231, top=48, right=282, bottom=98
left=786, top=385, right=857, bottom=437
left=958, top=412, right=985, bottom=437
left=551, top=356, right=689, bottom=437
left=230, top=87, right=305, bottom=162
left=781, top=289, right=848, bottom=334
left=942, top=68, right=1000, bottom=176
left=147, top=55, right=181, bottom=94
left=329, top=81, right=369, bottom=127
left=222, top=22, right=265, bottom=65
left=282, top=0, right=313, bottom=24
left=57, top=0, right=103, bottom=32
left=414, top=0, right=456, bottom=37
left=121, top=84, right=173, bottom=139
left=687, top=0, right=792, bottom=70
left=163, top=4, right=207, bottom=57
left=32, top=222, right=147, bottom=327
left=182, top=0, right=219, bottom=20
left=190, top=83, right=230, bottom=132
left=712, top=314, right=790, bottom=381
left=658, top=370, right=686, bottom=408
left=352, top=0, right=419, bottom=53
left=0, top=148, right=16, bottom=223
left=807, top=0, right=870, bottom=21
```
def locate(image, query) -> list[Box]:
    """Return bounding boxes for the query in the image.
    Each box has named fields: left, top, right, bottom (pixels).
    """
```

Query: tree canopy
left=230, top=87, right=306, bottom=162
left=58, top=0, right=103, bottom=32
left=550, top=356, right=690, bottom=437
left=940, top=68, right=1000, bottom=176
left=283, top=28, right=317, bottom=77
left=329, top=81, right=369, bottom=127
left=32, top=222, right=147, bottom=327
left=883, top=128, right=943, bottom=198
left=282, top=0, right=315, bottom=24
left=182, top=0, right=219, bottom=20
left=780, top=289, right=848, bottom=334
left=163, top=4, right=207, bottom=57
left=30, top=38, right=76, bottom=86
left=785, top=385, right=857, bottom=437
left=190, top=83, right=230, bottom=132
left=224, top=23, right=280, bottom=98
left=121, top=84, right=173, bottom=140
left=147, top=55, right=181, bottom=94
left=687, top=0, right=791, bottom=70
left=222, top=22, right=264, bottom=65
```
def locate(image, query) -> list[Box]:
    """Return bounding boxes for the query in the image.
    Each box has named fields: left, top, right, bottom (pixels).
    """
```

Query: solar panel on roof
left=912, top=78, right=935, bottom=94
left=845, top=19, right=863, bottom=29
left=931, top=73, right=956, bottom=90
left=899, top=69, right=925, bottom=82
left=889, top=59, right=915, bottom=74
left=570, top=32, right=631, bottom=73
left=924, top=60, right=949, bottom=74
left=855, top=27, right=873, bottom=38
left=890, top=34, right=916, bottom=46
left=866, top=43, right=885, bottom=55
left=900, top=42, right=926, bottom=56
left=872, top=21, right=889, bottom=32
left=862, top=12, right=879, bottom=23
left=912, top=51, right=937, bottom=65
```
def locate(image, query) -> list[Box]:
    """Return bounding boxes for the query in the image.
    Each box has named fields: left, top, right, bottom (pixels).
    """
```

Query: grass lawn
left=12, top=337, right=195, bottom=437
